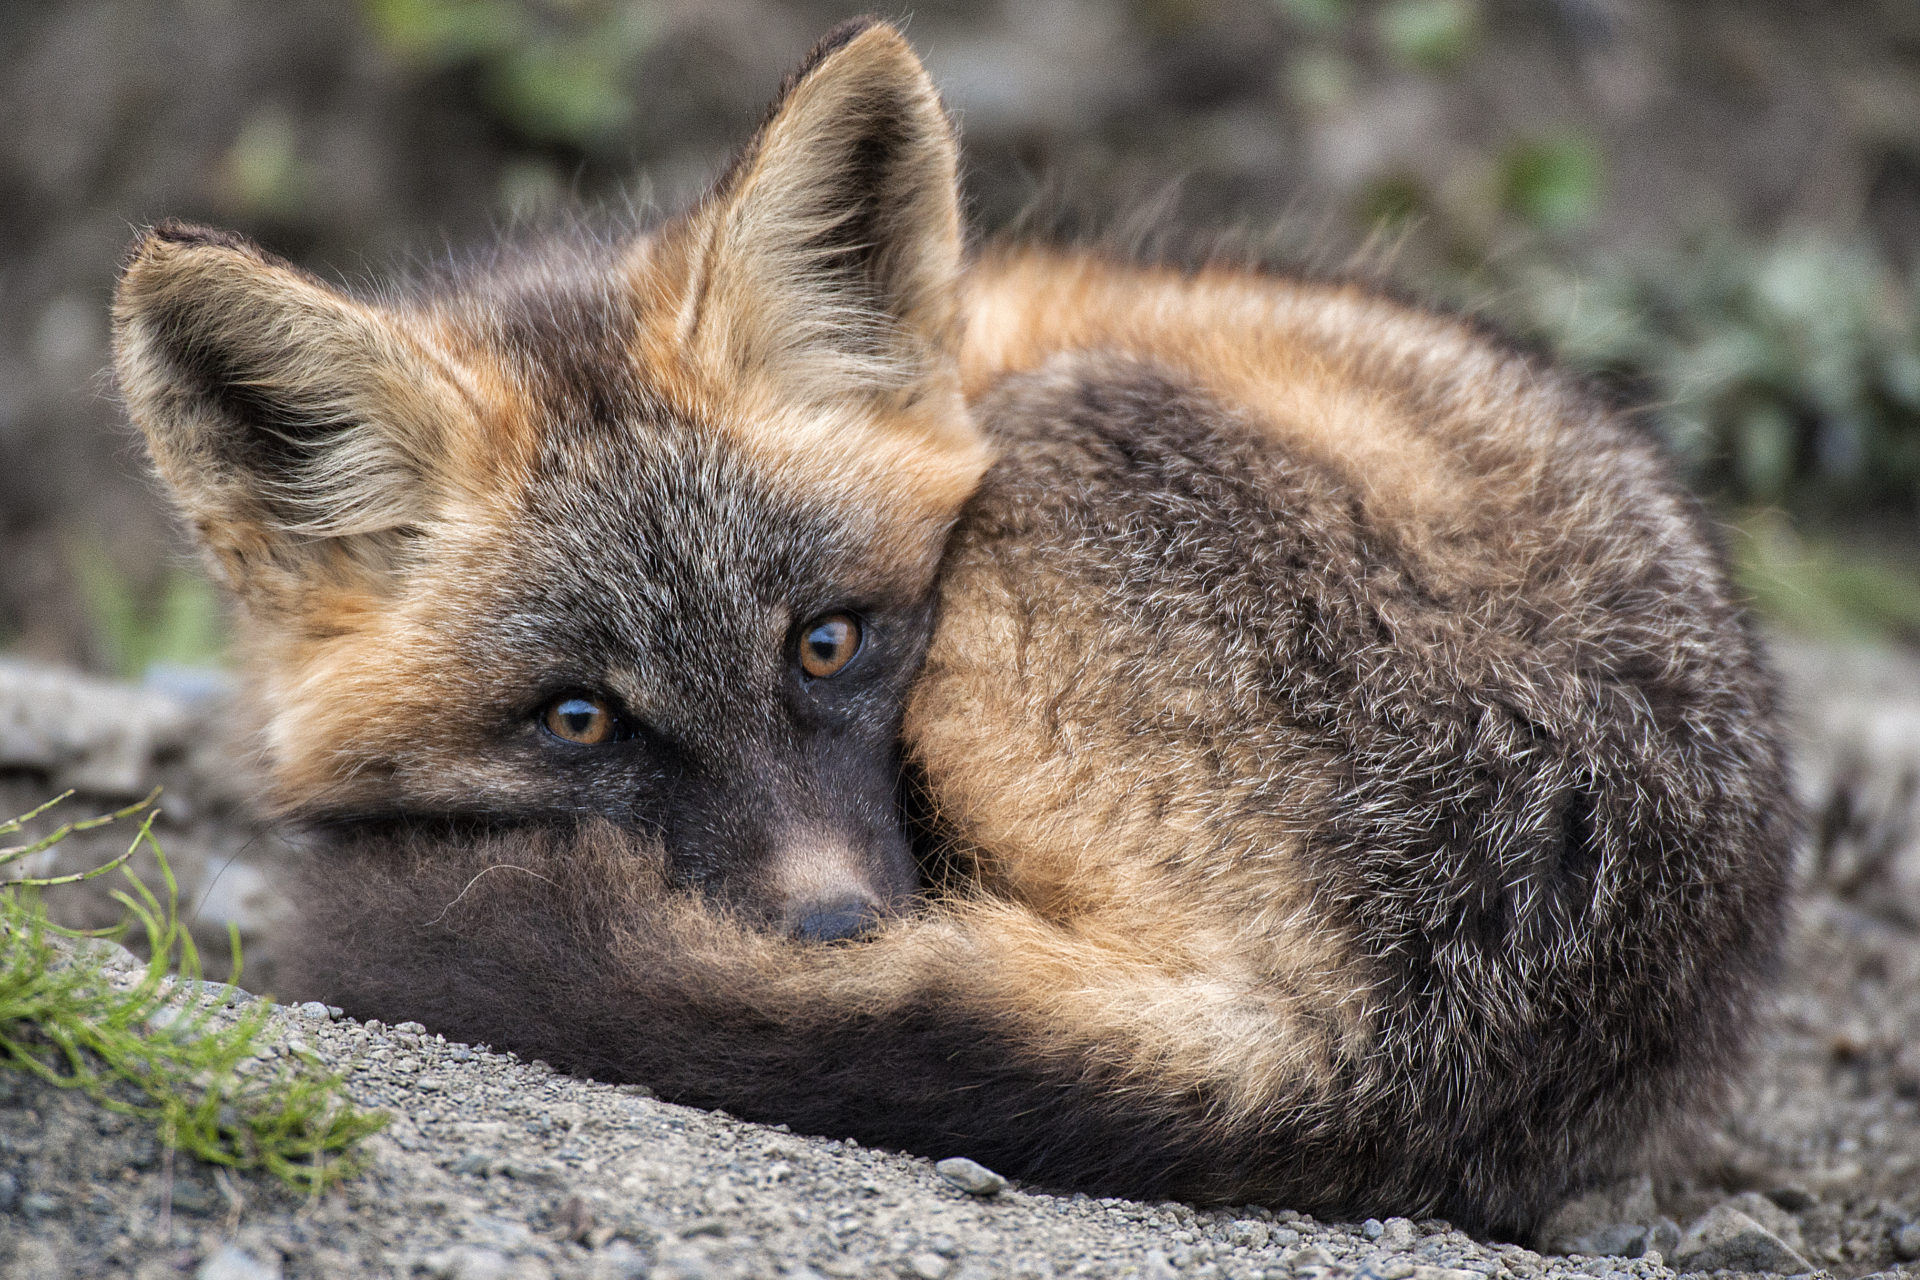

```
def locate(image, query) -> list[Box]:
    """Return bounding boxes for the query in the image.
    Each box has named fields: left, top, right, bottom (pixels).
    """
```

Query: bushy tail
left=285, top=821, right=1649, bottom=1234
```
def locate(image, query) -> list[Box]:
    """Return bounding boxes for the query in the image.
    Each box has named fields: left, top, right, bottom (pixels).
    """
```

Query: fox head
left=112, top=20, right=989, bottom=941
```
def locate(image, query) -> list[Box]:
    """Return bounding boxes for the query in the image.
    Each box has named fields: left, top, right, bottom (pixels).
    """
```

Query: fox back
left=113, top=19, right=1794, bottom=1234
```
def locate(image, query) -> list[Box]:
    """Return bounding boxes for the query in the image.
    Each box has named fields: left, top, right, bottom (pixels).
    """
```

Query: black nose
left=787, top=898, right=882, bottom=943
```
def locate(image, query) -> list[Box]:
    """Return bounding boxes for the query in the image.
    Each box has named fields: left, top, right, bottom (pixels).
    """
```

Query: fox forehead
left=448, top=424, right=900, bottom=684
left=407, top=234, right=975, bottom=591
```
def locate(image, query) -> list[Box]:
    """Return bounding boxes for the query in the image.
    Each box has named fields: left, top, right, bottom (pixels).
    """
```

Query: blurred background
left=4, top=0, right=1920, bottom=672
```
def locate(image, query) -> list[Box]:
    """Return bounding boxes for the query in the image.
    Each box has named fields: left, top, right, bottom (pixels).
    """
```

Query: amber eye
left=798, top=612, right=862, bottom=679
left=542, top=695, right=620, bottom=745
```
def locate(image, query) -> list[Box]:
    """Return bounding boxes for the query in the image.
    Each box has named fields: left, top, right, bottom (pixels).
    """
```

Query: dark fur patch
left=288, top=824, right=1396, bottom=1221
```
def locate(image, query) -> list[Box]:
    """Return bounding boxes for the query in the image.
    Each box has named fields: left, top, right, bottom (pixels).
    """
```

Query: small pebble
left=1141, top=1249, right=1178, bottom=1280
left=450, top=1151, right=491, bottom=1176
left=1287, top=1245, right=1340, bottom=1269
left=1894, top=1221, right=1920, bottom=1261
left=424, top=1246, right=512, bottom=1280
left=1364, top=1217, right=1386, bottom=1240
left=296, top=1001, right=332, bottom=1021
left=908, top=1251, right=951, bottom=1279
left=197, top=1243, right=282, bottom=1280
left=1230, top=1219, right=1271, bottom=1249
left=934, top=1156, right=1007, bottom=1197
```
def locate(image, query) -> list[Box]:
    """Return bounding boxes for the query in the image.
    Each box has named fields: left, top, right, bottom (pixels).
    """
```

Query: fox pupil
left=799, top=614, right=861, bottom=679
left=545, top=696, right=616, bottom=745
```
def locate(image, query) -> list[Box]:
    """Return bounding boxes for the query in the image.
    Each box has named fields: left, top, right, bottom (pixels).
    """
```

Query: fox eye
left=542, top=695, right=621, bottom=745
left=797, top=612, right=862, bottom=679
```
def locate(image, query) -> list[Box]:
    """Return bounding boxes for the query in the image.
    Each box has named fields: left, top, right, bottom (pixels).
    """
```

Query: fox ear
left=114, top=223, right=473, bottom=605
left=679, top=18, right=963, bottom=404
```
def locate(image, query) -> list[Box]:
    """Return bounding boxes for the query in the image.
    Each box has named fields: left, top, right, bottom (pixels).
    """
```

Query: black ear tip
left=121, top=221, right=265, bottom=282
left=794, top=15, right=919, bottom=85
left=149, top=220, right=258, bottom=253
left=810, top=15, right=900, bottom=60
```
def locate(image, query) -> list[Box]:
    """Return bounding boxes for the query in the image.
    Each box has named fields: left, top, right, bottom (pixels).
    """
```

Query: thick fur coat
left=113, top=19, right=1794, bottom=1235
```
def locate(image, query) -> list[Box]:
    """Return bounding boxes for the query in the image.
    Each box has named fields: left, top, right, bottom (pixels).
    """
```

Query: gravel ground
left=2, top=638, right=1918, bottom=1280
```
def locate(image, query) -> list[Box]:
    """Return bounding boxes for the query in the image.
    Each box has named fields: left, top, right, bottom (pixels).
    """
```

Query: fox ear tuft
left=114, top=225, right=473, bottom=603
left=681, top=20, right=964, bottom=403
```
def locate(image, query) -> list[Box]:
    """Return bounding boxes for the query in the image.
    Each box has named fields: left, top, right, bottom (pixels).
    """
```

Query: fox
left=111, top=18, right=1794, bottom=1235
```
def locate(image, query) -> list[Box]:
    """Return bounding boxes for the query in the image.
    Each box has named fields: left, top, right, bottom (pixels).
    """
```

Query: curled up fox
left=113, top=18, right=1793, bottom=1234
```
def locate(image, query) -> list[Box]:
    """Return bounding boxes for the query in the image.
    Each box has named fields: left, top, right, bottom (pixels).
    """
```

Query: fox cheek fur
left=113, top=17, right=1795, bottom=1234
left=107, top=13, right=985, bottom=937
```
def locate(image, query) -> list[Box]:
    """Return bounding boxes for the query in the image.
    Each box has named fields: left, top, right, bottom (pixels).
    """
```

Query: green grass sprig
left=0, top=794, right=387, bottom=1194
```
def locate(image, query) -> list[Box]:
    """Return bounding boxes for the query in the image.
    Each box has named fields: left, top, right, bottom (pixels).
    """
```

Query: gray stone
left=193, top=859, right=283, bottom=941
left=1767, top=1186, right=1818, bottom=1212
left=1287, top=1245, right=1341, bottom=1270
left=934, top=1157, right=1007, bottom=1197
left=1672, top=1205, right=1814, bottom=1274
left=1535, top=1175, right=1662, bottom=1257
left=907, top=1251, right=951, bottom=1280
left=0, top=657, right=195, bottom=795
left=1726, top=1189, right=1806, bottom=1252
left=585, top=1242, right=650, bottom=1280
left=1141, top=1249, right=1178, bottom=1280
left=1380, top=1217, right=1418, bottom=1250
left=197, top=1244, right=283, bottom=1280
left=425, top=1247, right=513, bottom=1280
left=1893, top=1221, right=1920, bottom=1261
left=648, top=1240, right=721, bottom=1280
left=1229, top=1218, right=1271, bottom=1249
left=70, top=936, right=143, bottom=973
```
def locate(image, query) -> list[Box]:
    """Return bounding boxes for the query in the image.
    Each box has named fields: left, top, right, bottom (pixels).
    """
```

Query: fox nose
left=785, top=897, right=882, bottom=943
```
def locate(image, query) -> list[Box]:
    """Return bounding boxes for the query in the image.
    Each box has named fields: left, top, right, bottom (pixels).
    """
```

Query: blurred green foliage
left=360, top=0, right=657, bottom=150
left=1731, top=513, right=1920, bottom=648
left=1494, top=234, right=1920, bottom=518
left=1273, top=0, right=1352, bottom=34
left=1477, top=233, right=1920, bottom=644
left=69, top=543, right=225, bottom=679
left=217, top=109, right=313, bottom=222
left=1497, top=135, right=1603, bottom=232
left=1375, top=0, right=1479, bottom=72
